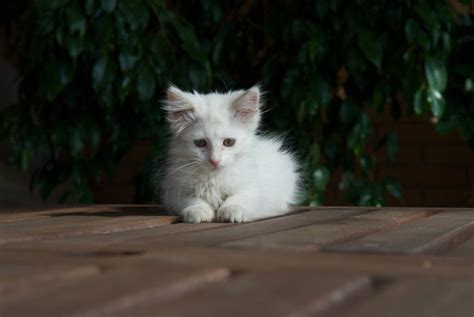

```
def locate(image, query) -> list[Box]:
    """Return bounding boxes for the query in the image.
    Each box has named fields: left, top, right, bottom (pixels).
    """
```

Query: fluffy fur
left=160, top=85, right=300, bottom=223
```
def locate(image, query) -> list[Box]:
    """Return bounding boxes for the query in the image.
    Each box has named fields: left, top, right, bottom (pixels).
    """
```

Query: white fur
left=160, top=85, right=300, bottom=223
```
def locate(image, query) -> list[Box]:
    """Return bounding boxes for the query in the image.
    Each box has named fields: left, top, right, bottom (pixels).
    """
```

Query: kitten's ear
left=163, top=86, right=196, bottom=134
left=232, top=86, right=261, bottom=124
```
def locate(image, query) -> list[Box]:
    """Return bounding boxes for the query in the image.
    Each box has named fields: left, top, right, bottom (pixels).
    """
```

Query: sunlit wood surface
left=1, top=205, right=473, bottom=316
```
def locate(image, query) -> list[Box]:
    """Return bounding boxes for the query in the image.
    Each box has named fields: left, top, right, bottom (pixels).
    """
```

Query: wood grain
left=113, top=272, right=372, bottom=317
left=337, top=277, right=474, bottom=317
left=445, top=237, right=474, bottom=257
left=327, top=211, right=474, bottom=254
left=0, top=214, right=177, bottom=244
left=221, top=209, right=434, bottom=250
left=0, top=261, right=229, bottom=317
left=0, top=205, right=472, bottom=316
left=145, top=208, right=370, bottom=247
left=0, top=204, right=166, bottom=223
left=142, top=247, right=474, bottom=275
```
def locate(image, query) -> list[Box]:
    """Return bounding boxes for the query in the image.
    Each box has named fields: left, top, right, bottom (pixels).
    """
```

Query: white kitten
left=160, top=85, right=300, bottom=223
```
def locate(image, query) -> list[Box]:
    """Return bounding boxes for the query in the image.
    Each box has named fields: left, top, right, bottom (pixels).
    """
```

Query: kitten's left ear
left=163, top=86, right=196, bottom=135
left=232, top=86, right=261, bottom=124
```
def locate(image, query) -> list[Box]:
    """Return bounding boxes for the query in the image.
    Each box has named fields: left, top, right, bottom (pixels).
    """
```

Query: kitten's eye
left=223, top=138, right=235, bottom=147
left=193, top=139, right=207, bottom=148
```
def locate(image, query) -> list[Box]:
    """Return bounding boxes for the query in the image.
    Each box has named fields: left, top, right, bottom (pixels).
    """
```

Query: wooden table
left=1, top=205, right=473, bottom=316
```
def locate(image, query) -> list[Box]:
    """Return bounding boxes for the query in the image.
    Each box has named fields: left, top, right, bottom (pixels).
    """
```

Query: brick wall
left=93, top=140, right=152, bottom=204
left=375, top=117, right=473, bottom=207
left=95, top=117, right=473, bottom=207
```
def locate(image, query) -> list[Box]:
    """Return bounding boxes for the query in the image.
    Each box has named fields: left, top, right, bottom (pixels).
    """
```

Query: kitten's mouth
left=208, top=163, right=224, bottom=170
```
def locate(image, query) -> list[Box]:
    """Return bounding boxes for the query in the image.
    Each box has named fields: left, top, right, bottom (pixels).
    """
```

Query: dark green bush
left=1, top=0, right=473, bottom=204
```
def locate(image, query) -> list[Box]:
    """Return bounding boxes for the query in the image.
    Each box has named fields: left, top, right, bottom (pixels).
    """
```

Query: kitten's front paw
left=181, top=205, right=215, bottom=223
left=217, top=205, right=245, bottom=223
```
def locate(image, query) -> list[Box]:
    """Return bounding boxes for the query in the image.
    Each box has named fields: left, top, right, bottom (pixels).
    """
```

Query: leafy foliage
left=1, top=0, right=473, bottom=204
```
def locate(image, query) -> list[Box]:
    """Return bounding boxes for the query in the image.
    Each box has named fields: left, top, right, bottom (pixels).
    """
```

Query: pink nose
left=210, top=159, right=220, bottom=167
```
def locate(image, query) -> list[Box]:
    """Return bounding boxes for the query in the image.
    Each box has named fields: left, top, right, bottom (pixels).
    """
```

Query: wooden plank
left=0, top=261, right=229, bottom=317
left=446, top=237, right=474, bottom=257
left=2, top=244, right=472, bottom=277
left=128, top=208, right=371, bottom=247
left=0, top=214, right=177, bottom=244
left=221, top=209, right=433, bottom=250
left=141, top=247, right=474, bottom=276
left=337, top=277, right=474, bottom=317
left=0, top=204, right=166, bottom=223
left=0, top=265, right=100, bottom=296
left=327, top=211, right=474, bottom=254
left=0, top=248, right=145, bottom=267
left=112, top=271, right=372, bottom=317
left=0, top=222, right=232, bottom=254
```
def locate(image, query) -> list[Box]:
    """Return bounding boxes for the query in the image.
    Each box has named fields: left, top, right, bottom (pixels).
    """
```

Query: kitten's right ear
left=163, top=86, right=196, bottom=134
left=232, top=86, right=261, bottom=125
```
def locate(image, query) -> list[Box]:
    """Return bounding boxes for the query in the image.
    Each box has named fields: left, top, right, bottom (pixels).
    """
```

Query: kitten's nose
left=210, top=159, right=221, bottom=167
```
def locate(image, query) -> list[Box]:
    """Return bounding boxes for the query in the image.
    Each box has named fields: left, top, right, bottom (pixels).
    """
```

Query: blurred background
left=0, top=0, right=472, bottom=209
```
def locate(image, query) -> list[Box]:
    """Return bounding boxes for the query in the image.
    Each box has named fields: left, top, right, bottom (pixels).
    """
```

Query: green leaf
left=119, top=0, right=149, bottom=30
left=65, top=36, right=84, bottom=59
left=100, top=0, right=117, bottom=13
left=359, top=191, right=373, bottom=206
left=42, top=60, right=74, bottom=101
left=404, top=19, right=430, bottom=50
left=347, top=113, right=372, bottom=155
left=160, top=11, right=205, bottom=62
left=92, top=56, right=108, bottom=90
left=70, top=128, right=84, bottom=158
left=296, top=102, right=307, bottom=124
left=188, top=65, right=207, bottom=90
left=358, top=31, right=384, bottom=69
left=315, top=77, right=331, bottom=106
left=309, top=143, right=320, bottom=162
left=35, top=0, right=69, bottom=10
left=119, top=50, right=139, bottom=72
left=339, top=101, right=359, bottom=123
left=85, top=122, right=101, bottom=152
left=312, top=166, right=330, bottom=192
left=58, top=191, right=70, bottom=204
left=465, top=78, right=473, bottom=92
left=386, top=131, right=398, bottom=162
left=413, top=87, right=426, bottom=115
left=65, top=3, right=87, bottom=37
left=414, top=0, right=437, bottom=28
left=37, top=12, right=55, bottom=34
left=56, top=28, right=66, bottom=46
left=440, top=31, right=452, bottom=56
left=94, top=15, right=115, bottom=50
left=85, top=0, right=96, bottom=15
left=119, top=75, right=134, bottom=101
left=58, top=62, right=74, bottom=88
left=436, top=117, right=457, bottom=134
left=425, top=57, right=447, bottom=92
left=21, top=149, right=30, bottom=172
left=339, top=171, right=354, bottom=191
left=137, top=66, right=156, bottom=100
left=427, top=88, right=446, bottom=118
left=359, top=155, right=374, bottom=173
left=404, top=19, right=418, bottom=44
left=385, top=177, right=402, bottom=198
left=315, top=2, right=331, bottom=18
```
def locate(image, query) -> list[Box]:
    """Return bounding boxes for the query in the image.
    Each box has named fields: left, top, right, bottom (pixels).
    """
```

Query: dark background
left=0, top=0, right=472, bottom=208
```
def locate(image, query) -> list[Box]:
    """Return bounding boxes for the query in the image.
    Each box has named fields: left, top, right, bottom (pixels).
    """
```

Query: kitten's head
left=163, top=85, right=262, bottom=169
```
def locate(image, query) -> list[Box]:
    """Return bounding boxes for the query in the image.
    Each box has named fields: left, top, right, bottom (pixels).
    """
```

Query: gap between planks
left=326, top=211, right=474, bottom=255
left=0, top=207, right=370, bottom=250
left=219, top=209, right=437, bottom=251
left=0, top=261, right=230, bottom=317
